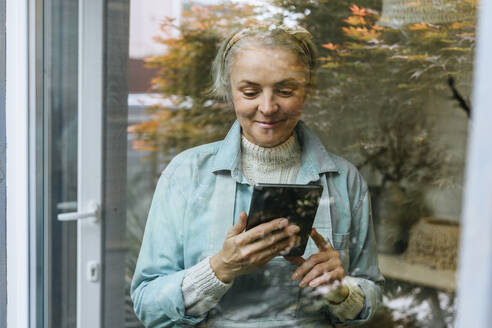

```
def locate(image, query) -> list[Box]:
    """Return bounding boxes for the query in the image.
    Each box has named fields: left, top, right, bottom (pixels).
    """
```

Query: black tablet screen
left=246, top=184, right=323, bottom=256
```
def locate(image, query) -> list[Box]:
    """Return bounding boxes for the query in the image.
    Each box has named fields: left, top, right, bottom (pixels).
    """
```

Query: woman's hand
left=286, top=228, right=347, bottom=291
left=210, top=212, right=300, bottom=283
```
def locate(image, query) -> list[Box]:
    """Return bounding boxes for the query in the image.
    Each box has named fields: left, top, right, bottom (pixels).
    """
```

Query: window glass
left=44, top=0, right=79, bottom=326
left=41, top=0, right=478, bottom=326
left=126, top=0, right=477, bottom=326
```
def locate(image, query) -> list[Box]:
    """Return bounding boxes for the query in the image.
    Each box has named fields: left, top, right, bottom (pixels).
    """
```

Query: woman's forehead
left=232, top=46, right=301, bottom=64
left=230, top=47, right=308, bottom=83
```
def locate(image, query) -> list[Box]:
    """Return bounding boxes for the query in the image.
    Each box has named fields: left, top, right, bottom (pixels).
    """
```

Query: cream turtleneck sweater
left=181, top=134, right=365, bottom=321
left=240, top=134, right=301, bottom=185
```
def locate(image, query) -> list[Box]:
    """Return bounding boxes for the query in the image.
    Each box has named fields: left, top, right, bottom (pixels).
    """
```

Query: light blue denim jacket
left=131, top=121, right=384, bottom=327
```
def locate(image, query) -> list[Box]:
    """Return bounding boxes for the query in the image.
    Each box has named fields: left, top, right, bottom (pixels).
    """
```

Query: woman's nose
left=258, top=92, right=279, bottom=115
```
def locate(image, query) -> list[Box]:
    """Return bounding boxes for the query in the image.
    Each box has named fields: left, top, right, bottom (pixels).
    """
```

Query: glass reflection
left=124, top=0, right=476, bottom=327
left=45, top=0, right=79, bottom=327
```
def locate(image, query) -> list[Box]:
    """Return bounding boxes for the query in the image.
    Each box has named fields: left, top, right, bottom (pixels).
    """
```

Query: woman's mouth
left=255, top=120, right=284, bottom=129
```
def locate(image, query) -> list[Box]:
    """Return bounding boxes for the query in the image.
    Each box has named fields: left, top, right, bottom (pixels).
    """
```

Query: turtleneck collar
left=240, top=134, right=301, bottom=166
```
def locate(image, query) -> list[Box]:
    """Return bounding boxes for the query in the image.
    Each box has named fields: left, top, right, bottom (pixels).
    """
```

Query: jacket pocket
left=332, top=232, right=350, bottom=271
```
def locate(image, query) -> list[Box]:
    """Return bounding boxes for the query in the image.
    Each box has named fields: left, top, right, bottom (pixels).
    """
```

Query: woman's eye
left=277, top=89, right=294, bottom=97
left=242, top=90, right=259, bottom=98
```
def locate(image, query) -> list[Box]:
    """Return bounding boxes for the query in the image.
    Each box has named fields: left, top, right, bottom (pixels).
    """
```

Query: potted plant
left=356, top=107, right=446, bottom=254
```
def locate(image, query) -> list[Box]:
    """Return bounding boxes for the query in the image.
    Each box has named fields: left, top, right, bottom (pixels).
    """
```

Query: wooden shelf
left=378, top=253, right=456, bottom=292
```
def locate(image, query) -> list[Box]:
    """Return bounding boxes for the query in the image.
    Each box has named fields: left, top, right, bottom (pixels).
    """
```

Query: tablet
left=246, top=183, right=323, bottom=256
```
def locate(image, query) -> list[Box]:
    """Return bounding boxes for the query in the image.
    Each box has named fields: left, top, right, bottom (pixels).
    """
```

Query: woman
left=131, top=25, right=384, bottom=327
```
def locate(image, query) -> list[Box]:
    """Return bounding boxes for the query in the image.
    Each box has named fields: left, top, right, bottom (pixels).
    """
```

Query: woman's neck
left=240, top=134, right=302, bottom=185
left=241, top=134, right=300, bottom=165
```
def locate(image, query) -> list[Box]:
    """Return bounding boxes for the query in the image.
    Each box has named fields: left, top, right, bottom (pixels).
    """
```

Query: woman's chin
left=252, top=135, right=289, bottom=148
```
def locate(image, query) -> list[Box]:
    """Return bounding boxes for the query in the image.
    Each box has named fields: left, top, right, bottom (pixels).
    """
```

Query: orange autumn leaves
left=128, top=3, right=255, bottom=153
left=128, top=1, right=476, bottom=154
left=127, top=108, right=172, bottom=152
left=321, top=43, right=339, bottom=50
left=321, top=3, right=473, bottom=50
left=320, top=3, right=475, bottom=71
left=320, top=4, right=381, bottom=68
left=321, top=4, right=381, bottom=56
left=342, top=4, right=382, bottom=42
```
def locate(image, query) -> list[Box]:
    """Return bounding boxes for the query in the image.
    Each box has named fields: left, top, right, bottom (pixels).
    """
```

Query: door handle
left=57, top=201, right=100, bottom=223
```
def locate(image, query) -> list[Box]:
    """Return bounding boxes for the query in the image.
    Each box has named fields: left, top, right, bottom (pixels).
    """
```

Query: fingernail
left=288, top=225, right=300, bottom=235
left=292, top=273, right=298, bottom=280
left=309, top=280, right=318, bottom=288
left=279, top=219, right=288, bottom=227
left=280, top=246, right=292, bottom=255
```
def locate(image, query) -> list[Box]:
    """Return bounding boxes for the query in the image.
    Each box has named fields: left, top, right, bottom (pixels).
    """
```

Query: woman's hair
left=210, top=24, right=318, bottom=103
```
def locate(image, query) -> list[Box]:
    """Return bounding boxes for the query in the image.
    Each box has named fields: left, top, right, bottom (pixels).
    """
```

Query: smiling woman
left=230, top=47, right=306, bottom=147
left=130, top=24, right=384, bottom=328
left=212, top=26, right=315, bottom=149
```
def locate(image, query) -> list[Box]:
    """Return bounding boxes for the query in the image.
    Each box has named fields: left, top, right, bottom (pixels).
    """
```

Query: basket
left=402, top=217, right=460, bottom=271
left=378, top=0, right=476, bottom=27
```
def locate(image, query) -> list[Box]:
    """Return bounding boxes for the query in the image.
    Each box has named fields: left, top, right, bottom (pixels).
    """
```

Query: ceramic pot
left=374, top=183, right=410, bottom=254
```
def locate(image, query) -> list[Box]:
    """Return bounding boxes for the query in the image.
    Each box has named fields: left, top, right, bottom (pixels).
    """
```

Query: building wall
left=129, top=0, right=182, bottom=58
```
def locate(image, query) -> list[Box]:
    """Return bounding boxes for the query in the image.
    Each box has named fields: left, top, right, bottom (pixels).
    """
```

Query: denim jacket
left=131, top=121, right=384, bottom=327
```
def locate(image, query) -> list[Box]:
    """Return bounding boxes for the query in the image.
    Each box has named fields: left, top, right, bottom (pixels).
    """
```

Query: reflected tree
left=126, top=1, right=475, bottom=327
left=128, top=3, right=262, bottom=161
left=274, top=0, right=476, bottom=154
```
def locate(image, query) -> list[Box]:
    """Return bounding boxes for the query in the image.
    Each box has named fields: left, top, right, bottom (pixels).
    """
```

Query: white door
left=55, top=0, right=104, bottom=327
left=43, top=0, right=131, bottom=327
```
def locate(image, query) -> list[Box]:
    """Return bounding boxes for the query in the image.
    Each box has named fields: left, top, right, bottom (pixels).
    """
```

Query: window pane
left=107, top=0, right=478, bottom=327
left=44, top=0, right=79, bottom=327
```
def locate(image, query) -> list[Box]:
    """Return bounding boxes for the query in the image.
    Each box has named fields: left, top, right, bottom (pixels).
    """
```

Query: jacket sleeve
left=332, top=181, right=384, bottom=326
left=130, top=170, right=204, bottom=327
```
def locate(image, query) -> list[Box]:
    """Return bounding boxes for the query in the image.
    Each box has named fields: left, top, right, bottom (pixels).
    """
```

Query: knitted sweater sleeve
left=324, top=276, right=365, bottom=321
left=181, top=257, right=232, bottom=316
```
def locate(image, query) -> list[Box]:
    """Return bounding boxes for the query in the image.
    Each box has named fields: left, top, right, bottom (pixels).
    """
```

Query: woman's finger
left=252, top=236, right=295, bottom=264
left=236, top=218, right=289, bottom=245
left=279, top=235, right=302, bottom=256
left=298, top=261, right=340, bottom=288
left=291, top=252, right=329, bottom=281
left=310, top=267, right=346, bottom=288
left=308, top=272, right=333, bottom=288
left=227, top=212, right=248, bottom=237
left=310, top=228, right=331, bottom=251
left=240, top=225, right=299, bottom=258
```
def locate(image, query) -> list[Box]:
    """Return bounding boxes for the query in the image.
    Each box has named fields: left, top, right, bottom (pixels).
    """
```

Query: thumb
left=228, top=212, right=247, bottom=237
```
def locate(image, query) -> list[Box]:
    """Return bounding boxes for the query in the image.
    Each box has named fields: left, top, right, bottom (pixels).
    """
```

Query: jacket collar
left=211, top=120, right=243, bottom=180
left=211, top=120, right=340, bottom=183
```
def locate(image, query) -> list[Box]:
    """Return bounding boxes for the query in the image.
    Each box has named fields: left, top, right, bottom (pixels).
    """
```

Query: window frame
left=0, top=0, right=6, bottom=324
left=6, top=0, right=30, bottom=327
left=455, top=0, right=492, bottom=325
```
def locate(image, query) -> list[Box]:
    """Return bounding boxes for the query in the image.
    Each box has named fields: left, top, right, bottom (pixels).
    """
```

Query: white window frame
left=456, top=0, right=492, bottom=326
left=6, top=0, right=29, bottom=327
left=74, top=0, right=104, bottom=326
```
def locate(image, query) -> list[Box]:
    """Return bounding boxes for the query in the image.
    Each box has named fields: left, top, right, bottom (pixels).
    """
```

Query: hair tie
left=222, top=28, right=251, bottom=69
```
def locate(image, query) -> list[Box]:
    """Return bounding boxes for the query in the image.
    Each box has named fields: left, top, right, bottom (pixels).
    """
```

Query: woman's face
left=230, top=46, right=308, bottom=148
